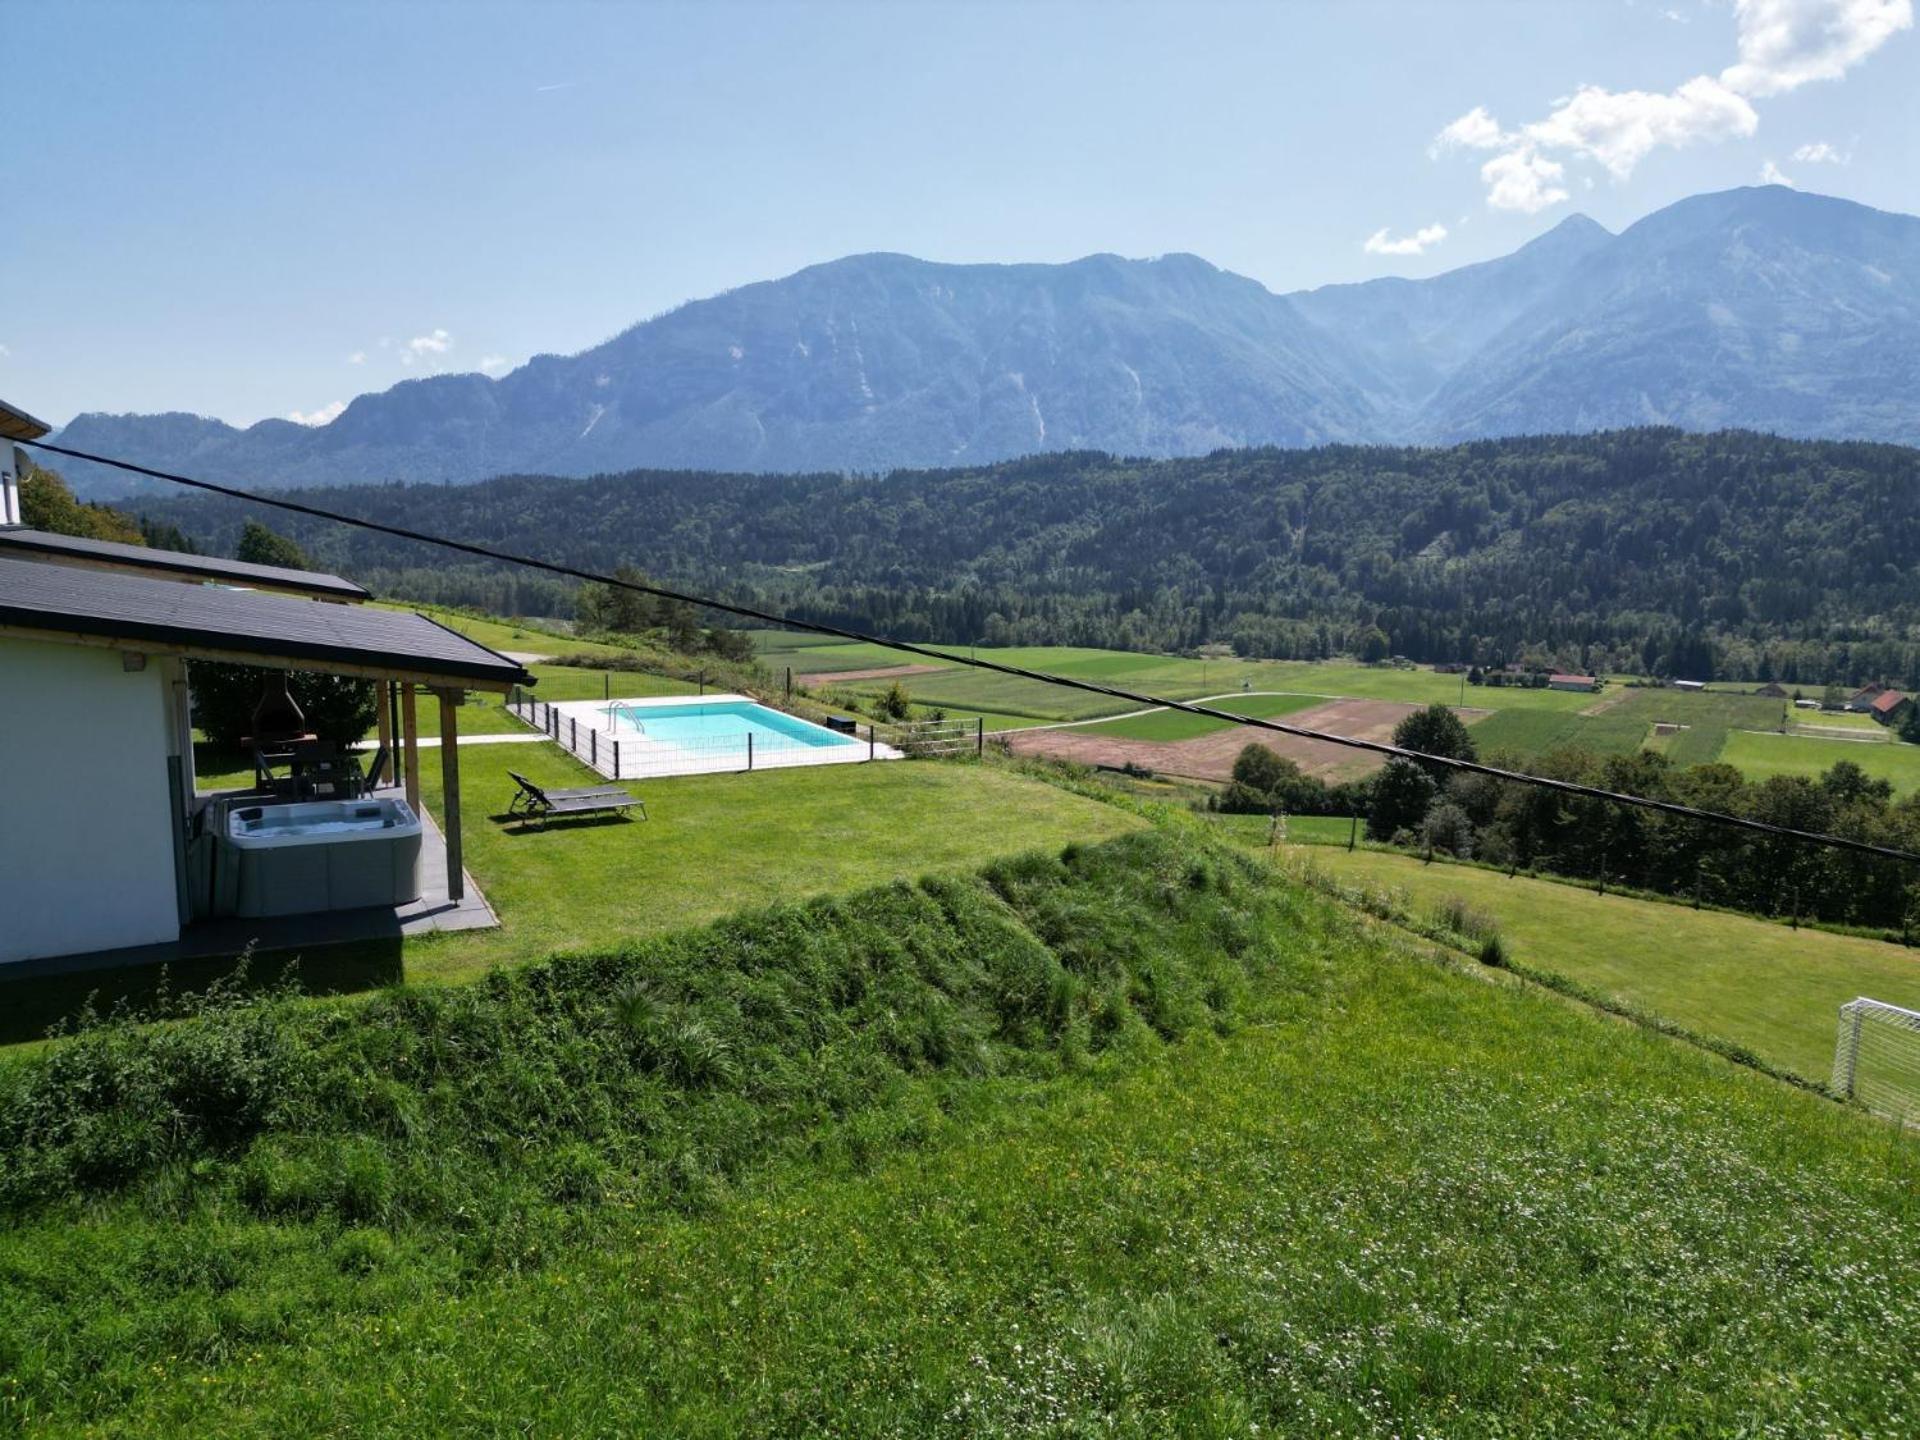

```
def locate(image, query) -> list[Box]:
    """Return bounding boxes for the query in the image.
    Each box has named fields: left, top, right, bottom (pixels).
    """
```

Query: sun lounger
left=507, top=770, right=645, bottom=825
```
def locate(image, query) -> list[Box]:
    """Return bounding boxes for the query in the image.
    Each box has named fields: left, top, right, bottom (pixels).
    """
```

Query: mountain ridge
left=47, top=185, right=1920, bottom=498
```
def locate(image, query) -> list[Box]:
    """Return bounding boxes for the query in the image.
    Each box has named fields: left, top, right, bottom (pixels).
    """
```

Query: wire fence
left=504, top=689, right=981, bottom=780
left=1832, top=998, right=1920, bottom=1122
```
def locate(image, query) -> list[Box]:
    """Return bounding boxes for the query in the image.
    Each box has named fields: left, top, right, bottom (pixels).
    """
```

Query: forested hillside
left=129, top=428, right=1920, bottom=687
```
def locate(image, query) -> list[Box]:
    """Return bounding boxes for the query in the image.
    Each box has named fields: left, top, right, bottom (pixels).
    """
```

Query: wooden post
left=401, top=684, right=421, bottom=810
left=437, top=686, right=463, bottom=903
left=977, top=716, right=984, bottom=756
left=375, top=679, right=394, bottom=783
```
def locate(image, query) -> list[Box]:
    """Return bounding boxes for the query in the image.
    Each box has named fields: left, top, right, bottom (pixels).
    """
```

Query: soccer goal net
left=1832, top=998, right=1920, bottom=1121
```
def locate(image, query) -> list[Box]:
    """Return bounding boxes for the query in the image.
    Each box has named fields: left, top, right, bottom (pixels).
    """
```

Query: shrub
left=1420, top=800, right=1476, bottom=859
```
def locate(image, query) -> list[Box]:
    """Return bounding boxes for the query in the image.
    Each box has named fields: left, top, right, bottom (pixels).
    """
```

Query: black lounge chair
left=507, top=770, right=645, bottom=826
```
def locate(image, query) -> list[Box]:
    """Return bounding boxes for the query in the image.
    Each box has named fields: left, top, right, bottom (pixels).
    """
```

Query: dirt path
left=805, top=663, right=950, bottom=685
left=1007, top=698, right=1473, bottom=783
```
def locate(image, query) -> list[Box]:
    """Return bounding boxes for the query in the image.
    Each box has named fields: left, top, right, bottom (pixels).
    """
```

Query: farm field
left=1720, top=729, right=1920, bottom=797
left=1302, top=845, right=1920, bottom=1081
left=7, top=830, right=1918, bottom=1435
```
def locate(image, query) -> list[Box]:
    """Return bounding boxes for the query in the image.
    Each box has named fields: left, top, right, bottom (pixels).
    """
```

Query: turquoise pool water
left=601, top=700, right=853, bottom=750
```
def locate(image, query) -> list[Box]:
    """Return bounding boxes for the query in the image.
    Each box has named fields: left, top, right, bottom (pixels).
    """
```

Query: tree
left=1367, top=759, right=1437, bottom=841
left=190, top=663, right=377, bottom=748
left=1420, top=800, right=1475, bottom=858
left=1220, top=744, right=1325, bottom=815
left=1392, top=702, right=1478, bottom=776
left=1902, top=704, right=1920, bottom=745
left=18, top=464, right=145, bottom=544
left=575, top=565, right=659, bottom=635
left=1358, top=626, right=1392, bottom=664
left=235, top=520, right=312, bottom=570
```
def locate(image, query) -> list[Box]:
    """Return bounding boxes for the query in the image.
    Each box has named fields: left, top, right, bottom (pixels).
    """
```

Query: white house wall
left=0, top=636, right=182, bottom=964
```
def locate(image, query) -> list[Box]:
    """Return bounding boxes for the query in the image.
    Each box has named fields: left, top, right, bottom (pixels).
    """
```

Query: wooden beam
left=401, top=684, right=421, bottom=811
left=437, top=686, right=464, bottom=904
left=375, top=678, right=394, bottom=782
left=0, top=623, right=524, bottom=692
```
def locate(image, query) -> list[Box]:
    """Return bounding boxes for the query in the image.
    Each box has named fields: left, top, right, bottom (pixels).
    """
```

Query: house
left=1847, top=683, right=1887, bottom=713
left=1754, top=682, right=1788, bottom=699
left=1548, top=673, right=1598, bottom=693
left=1870, top=690, right=1912, bottom=726
left=0, top=429, right=532, bottom=968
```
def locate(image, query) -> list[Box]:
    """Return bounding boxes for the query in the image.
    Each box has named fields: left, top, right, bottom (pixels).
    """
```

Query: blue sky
left=3, top=0, right=1913, bottom=427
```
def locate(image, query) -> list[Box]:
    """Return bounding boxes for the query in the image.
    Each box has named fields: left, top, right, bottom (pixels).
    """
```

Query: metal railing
left=503, top=687, right=974, bottom=780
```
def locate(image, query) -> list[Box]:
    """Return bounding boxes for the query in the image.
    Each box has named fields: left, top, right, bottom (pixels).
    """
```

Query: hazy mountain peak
left=47, top=185, right=1920, bottom=500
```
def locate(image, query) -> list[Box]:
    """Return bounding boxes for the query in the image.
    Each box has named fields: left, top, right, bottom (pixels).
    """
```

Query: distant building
left=1672, top=679, right=1707, bottom=692
left=1848, top=684, right=1888, bottom=713
left=1754, top=682, right=1788, bottom=698
left=1794, top=698, right=1822, bottom=710
left=1548, top=674, right=1598, bottom=692
left=1870, top=690, right=1911, bottom=726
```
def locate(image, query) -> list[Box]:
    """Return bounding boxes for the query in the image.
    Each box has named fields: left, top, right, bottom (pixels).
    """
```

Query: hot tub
left=221, top=797, right=423, bottom=918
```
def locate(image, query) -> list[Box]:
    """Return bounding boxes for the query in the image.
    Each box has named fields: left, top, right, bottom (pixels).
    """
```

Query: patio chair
left=507, top=770, right=645, bottom=826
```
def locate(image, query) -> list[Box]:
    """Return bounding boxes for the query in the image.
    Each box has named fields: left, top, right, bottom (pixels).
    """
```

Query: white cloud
left=1523, top=75, right=1758, bottom=179
left=1430, top=105, right=1509, bottom=155
left=1760, top=158, right=1797, bottom=184
left=1362, top=222, right=1450, bottom=256
left=1662, top=7, right=1692, bottom=22
left=0, top=343, right=10, bottom=358
left=479, top=354, right=511, bottom=375
left=407, top=328, right=452, bottom=355
left=1792, top=139, right=1851, bottom=162
left=347, top=350, right=367, bottom=365
left=1481, top=148, right=1571, bottom=213
left=1721, top=0, right=1912, bottom=98
left=287, top=400, right=346, bottom=426
left=1435, top=0, right=1909, bottom=211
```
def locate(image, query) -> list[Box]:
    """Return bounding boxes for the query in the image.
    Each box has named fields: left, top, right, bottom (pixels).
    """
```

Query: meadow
left=1301, top=844, right=1920, bottom=1081
left=4, top=829, right=1917, bottom=1436
left=1721, top=728, right=1920, bottom=797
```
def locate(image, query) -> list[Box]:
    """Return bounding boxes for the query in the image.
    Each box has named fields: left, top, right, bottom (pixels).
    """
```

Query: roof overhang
left=0, top=556, right=533, bottom=691
left=0, top=399, right=51, bottom=442
left=0, top=528, right=371, bottom=601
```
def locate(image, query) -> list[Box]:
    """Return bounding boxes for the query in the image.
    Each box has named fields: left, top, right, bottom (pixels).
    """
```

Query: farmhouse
left=1671, top=679, right=1707, bottom=692
left=1870, top=690, right=1911, bottom=726
left=1847, top=684, right=1888, bottom=713
left=1548, top=673, right=1598, bottom=692
left=1754, top=682, right=1788, bottom=698
left=0, top=433, right=531, bottom=967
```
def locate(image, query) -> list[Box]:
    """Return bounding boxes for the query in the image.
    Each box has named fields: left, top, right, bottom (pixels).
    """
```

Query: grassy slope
left=5, top=830, right=1917, bottom=1436
left=1061, top=691, right=1327, bottom=741
left=402, top=746, right=1143, bottom=983
left=1303, top=845, right=1920, bottom=1080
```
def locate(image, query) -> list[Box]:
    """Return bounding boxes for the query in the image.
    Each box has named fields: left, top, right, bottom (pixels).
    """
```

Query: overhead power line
left=15, top=435, right=1920, bottom=868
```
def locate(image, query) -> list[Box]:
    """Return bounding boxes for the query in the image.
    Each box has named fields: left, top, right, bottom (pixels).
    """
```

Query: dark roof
left=0, top=555, right=532, bottom=687
left=0, top=399, right=51, bottom=442
left=0, top=527, right=370, bottom=600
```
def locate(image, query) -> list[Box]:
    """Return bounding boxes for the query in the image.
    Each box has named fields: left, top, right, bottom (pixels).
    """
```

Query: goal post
left=1832, top=998, right=1920, bottom=1120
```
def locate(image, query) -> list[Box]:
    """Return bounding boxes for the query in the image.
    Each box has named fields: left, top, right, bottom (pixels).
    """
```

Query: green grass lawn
left=398, top=747, right=1142, bottom=983
left=1720, top=729, right=1920, bottom=797
left=1301, top=845, right=1920, bottom=1081
left=8, top=829, right=1917, bottom=1435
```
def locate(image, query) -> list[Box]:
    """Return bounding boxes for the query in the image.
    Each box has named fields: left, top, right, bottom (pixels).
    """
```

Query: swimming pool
left=600, top=699, right=854, bottom=749
left=528, top=692, right=895, bottom=780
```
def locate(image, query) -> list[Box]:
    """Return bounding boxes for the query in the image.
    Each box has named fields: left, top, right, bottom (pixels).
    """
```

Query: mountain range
left=49, top=185, right=1920, bottom=498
